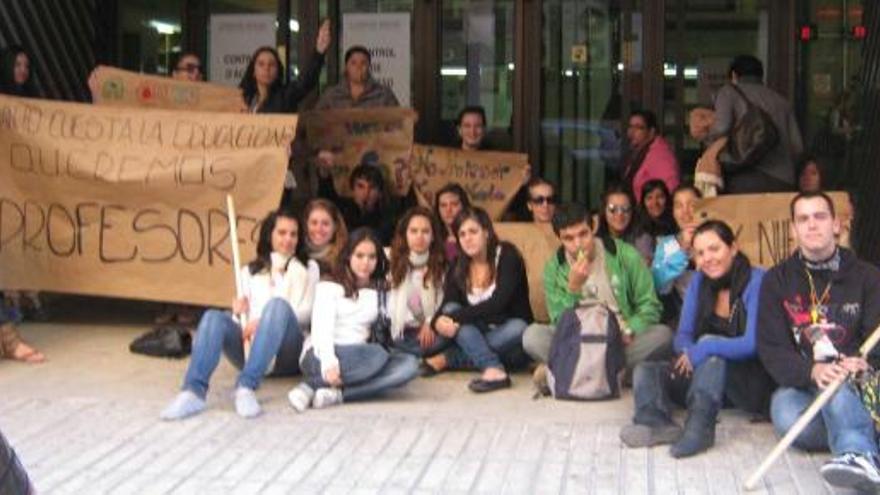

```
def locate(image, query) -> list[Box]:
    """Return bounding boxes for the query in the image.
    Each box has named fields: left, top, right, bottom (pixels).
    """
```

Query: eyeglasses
left=175, top=64, right=201, bottom=73
left=529, top=195, right=556, bottom=205
left=606, top=204, right=632, bottom=215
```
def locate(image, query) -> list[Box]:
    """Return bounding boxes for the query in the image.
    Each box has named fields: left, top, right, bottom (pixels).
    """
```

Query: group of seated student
left=615, top=190, right=880, bottom=492
left=155, top=170, right=880, bottom=490
left=11, top=31, right=875, bottom=490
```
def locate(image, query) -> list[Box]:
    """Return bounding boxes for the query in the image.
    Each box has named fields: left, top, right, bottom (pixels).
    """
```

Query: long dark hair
left=639, top=179, right=676, bottom=237
left=239, top=46, right=283, bottom=107
left=596, top=183, right=645, bottom=243
left=390, top=207, right=446, bottom=289
left=692, top=219, right=752, bottom=338
left=0, top=45, right=37, bottom=97
left=450, top=207, right=500, bottom=293
left=247, top=208, right=305, bottom=275
left=433, top=182, right=471, bottom=236
left=332, top=228, right=390, bottom=298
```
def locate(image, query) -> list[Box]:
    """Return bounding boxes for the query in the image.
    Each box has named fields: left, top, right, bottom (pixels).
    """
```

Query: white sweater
left=240, top=258, right=320, bottom=327
left=308, top=281, right=378, bottom=375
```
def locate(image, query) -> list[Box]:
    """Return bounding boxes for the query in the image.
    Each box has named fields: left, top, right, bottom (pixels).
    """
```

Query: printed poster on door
left=209, top=13, right=276, bottom=87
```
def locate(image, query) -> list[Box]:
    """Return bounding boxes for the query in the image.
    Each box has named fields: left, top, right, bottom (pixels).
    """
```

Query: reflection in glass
left=440, top=0, right=515, bottom=149
left=541, top=0, right=625, bottom=208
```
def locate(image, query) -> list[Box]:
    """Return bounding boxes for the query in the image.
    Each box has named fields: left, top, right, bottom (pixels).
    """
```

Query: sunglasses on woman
left=606, top=204, right=632, bottom=215
left=530, top=195, right=556, bottom=205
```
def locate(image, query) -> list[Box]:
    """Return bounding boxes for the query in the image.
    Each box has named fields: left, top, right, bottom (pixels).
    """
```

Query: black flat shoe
left=419, top=362, right=441, bottom=378
left=468, top=376, right=512, bottom=393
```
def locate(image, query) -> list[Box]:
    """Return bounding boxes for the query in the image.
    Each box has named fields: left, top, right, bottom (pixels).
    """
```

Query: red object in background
left=852, top=25, right=867, bottom=40
left=799, top=24, right=816, bottom=42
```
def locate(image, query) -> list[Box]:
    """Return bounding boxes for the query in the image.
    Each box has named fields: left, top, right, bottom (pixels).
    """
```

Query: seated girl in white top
left=387, top=207, right=447, bottom=358
left=161, top=209, right=319, bottom=420
left=287, top=228, right=419, bottom=411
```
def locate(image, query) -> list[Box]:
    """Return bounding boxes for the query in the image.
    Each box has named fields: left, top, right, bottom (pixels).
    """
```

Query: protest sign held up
left=90, top=66, right=246, bottom=113
left=411, top=145, right=529, bottom=221
left=0, top=94, right=294, bottom=306
left=303, top=107, right=417, bottom=196
left=695, top=192, right=852, bottom=268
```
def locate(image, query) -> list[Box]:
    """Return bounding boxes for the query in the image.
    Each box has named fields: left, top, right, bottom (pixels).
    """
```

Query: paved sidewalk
left=0, top=312, right=861, bottom=494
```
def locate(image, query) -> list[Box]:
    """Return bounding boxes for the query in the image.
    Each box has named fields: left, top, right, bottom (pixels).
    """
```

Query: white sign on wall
left=209, top=13, right=276, bottom=87
left=341, top=13, right=411, bottom=107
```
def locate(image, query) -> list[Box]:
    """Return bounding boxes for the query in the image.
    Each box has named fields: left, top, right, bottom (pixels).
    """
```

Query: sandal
left=11, top=342, right=46, bottom=364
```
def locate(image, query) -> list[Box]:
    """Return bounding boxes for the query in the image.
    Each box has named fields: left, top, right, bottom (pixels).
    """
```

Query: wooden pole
left=744, top=325, right=880, bottom=490
left=226, top=194, right=250, bottom=358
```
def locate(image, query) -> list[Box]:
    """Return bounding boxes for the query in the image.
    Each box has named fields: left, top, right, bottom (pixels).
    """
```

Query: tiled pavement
left=0, top=312, right=863, bottom=494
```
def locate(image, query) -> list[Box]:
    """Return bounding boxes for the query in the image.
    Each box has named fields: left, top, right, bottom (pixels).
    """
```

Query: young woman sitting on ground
left=387, top=207, right=449, bottom=359
left=288, top=228, right=419, bottom=411
left=620, top=220, right=774, bottom=458
left=161, top=208, right=318, bottom=420
left=423, top=207, right=533, bottom=392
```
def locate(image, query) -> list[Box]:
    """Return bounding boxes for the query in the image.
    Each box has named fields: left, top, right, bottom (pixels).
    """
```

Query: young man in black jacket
left=758, top=191, right=880, bottom=491
left=316, top=160, right=415, bottom=246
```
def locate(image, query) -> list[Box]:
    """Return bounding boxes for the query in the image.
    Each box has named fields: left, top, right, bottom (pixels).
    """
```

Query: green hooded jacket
left=542, top=238, right=661, bottom=335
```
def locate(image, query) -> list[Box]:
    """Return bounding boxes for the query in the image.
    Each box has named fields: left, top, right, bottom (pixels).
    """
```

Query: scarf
left=389, top=251, right=441, bottom=340
left=799, top=247, right=841, bottom=272
left=694, top=253, right=751, bottom=339
left=306, top=240, right=331, bottom=261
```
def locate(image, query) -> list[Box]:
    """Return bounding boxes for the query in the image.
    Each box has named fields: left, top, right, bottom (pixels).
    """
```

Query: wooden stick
left=226, top=195, right=250, bottom=358
left=744, top=324, right=880, bottom=490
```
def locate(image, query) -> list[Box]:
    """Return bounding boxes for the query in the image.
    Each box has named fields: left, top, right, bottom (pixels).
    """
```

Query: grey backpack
left=547, top=303, right=625, bottom=400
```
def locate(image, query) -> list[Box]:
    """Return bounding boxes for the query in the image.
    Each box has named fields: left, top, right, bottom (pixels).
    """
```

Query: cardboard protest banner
left=411, top=145, right=529, bottom=221
left=90, top=66, right=246, bottom=113
left=695, top=192, right=852, bottom=268
left=495, top=222, right=560, bottom=323
left=0, top=94, right=296, bottom=307
left=303, top=107, right=417, bottom=196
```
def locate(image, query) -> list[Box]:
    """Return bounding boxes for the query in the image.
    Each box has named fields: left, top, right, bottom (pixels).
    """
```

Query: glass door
left=662, top=0, right=769, bottom=178
left=438, top=1, right=516, bottom=148
left=798, top=0, right=865, bottom=189
left=540, top=0, right=631, bottom=208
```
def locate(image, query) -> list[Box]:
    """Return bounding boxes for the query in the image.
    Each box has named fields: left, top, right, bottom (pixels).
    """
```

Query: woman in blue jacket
left=621, top=220, right=774, bottom=458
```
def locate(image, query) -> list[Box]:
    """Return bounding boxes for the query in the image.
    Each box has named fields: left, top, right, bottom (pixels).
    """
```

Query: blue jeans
left=393, top=327, right=451, bottom=358
left=181, top=298, right=303, bottom=398
left=301, top=344, right=418, bottom=401
left=633, top=356, right=727, bottom=426
left=771, top=384, right=878, bottom=456
left=439, top=302, right=528, bottom=370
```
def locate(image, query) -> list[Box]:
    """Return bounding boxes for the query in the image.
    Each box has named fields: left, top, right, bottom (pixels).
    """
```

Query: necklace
left=805, top=269, right=832, bottom=325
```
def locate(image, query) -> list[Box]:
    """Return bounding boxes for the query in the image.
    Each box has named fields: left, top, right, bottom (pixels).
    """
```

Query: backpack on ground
left=723, top=83, right=780, bottom=172
left=547, top=303, right=625, bottom=400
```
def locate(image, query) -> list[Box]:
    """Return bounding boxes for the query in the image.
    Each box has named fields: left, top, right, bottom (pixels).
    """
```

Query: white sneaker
left=160, top=390, right=206, bottom=421
left=287, top=383, right=315, bottom=413
left=820, top=452, right=880, bottom=491
left=234, top=387, right=261, bottom=419
left=312, top=387, right=343, bottom=409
